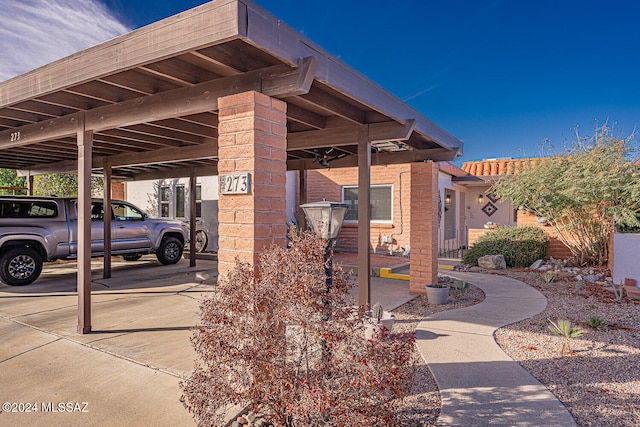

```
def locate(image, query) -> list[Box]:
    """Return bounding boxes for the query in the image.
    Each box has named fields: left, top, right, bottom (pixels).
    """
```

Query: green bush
left=463, top=226, right=549, bottom=267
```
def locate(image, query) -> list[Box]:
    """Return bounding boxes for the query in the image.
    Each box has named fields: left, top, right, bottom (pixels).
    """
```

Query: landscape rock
left=585, top=274, right=601, bottom=282
left=530, top=259, right=546, bottom=269
left=478, top=254, right=507, bottom=270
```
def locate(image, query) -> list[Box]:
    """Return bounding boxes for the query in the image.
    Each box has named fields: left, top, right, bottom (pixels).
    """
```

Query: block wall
left=217, top=91, right=287, bottom=277
left=306, top=164, right=412, bottom=254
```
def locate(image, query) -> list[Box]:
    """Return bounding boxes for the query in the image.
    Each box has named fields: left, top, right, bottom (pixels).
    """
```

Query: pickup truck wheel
left=156, top=237, right=183, bottom=265
left=122, top=254, right=143, bottom=261
left=0, top=247, right=43, bottom=286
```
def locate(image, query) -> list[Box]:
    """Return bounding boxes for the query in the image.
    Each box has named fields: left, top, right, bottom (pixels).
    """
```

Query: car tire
left=122, top=253, right=143, bottom=261
left=0, top=247, right=43, bottom=286
left=194, top=230, right=208, bottom=253
left=156, top=237, right=183, bottom=265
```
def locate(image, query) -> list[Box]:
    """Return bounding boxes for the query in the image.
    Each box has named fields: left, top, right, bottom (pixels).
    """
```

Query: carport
left=0, top=0, right=462, bottom=333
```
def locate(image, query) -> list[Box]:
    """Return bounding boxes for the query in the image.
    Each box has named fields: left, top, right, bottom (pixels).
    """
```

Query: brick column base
left=409, top=162, right=439, bottom=294
left=217, top=91, right=287, bottom=278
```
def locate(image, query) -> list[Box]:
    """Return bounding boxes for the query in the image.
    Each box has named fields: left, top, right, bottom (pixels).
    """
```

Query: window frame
left=160, top=185, right=170, bottom=218
left=341, top=184, right=393, bottom=224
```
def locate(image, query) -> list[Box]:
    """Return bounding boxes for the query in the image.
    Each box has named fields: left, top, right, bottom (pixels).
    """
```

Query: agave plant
left=371, top=302, right=384, bottom=322
left=454, top=280, right=470, bottom=295
left=587, top=316, right=606, bottom=330
left=548, top=317, right=584, bottom=355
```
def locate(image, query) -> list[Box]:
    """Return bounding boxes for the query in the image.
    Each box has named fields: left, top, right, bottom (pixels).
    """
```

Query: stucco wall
left=612, top=233, right=640, bottom=284
left=125, top=172, right=297, bottom=252
left=464, top=185, right=516, bottom=229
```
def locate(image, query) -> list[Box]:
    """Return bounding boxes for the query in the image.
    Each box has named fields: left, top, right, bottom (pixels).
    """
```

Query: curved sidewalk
left=416, top=271, right=576, bottom=426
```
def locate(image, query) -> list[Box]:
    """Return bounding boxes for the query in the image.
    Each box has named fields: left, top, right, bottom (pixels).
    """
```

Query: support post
left=77, top=114, right=93, bottom=334
left=216, top=91, right=288, bottom=278
left=409, top=161, right=440, bottom=294
left=357, top=126, right=371, bottom=308
left=189, top=171, right=197, bottom=267
left=298, top=169, right=307, bottom=232
left=26, top=172, right=34, bottom=195
left=103, top=158, right=112, bottom=279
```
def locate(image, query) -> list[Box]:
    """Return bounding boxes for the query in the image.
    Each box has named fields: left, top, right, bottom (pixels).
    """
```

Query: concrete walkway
left=0, top=257, right=216, bottom=427
left=417, top=271, right=577, bottom=427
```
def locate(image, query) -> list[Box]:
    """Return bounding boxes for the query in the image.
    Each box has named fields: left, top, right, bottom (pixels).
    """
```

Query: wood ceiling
left=0, top=0, right=463, bottom=181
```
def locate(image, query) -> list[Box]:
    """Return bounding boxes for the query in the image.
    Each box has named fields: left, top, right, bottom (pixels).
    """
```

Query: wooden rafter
left=0, top=60, right=317, bottom=149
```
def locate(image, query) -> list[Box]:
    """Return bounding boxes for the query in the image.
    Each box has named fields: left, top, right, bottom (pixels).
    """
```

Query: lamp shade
left=300, top=201, right=349, bottom=240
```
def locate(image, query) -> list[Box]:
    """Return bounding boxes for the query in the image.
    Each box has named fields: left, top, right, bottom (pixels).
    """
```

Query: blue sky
left=2, top=0, right=638, bottom=163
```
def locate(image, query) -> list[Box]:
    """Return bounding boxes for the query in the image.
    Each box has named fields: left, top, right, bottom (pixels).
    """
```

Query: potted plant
left=364, top=302, right=395, bottom=340
left=426, top=283, right=450, bottom=305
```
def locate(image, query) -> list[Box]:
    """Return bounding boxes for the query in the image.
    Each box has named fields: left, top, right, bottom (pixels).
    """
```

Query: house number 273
left=10, top=131, right=20, bottom=142
left=219, top=173, right=251, bottom=194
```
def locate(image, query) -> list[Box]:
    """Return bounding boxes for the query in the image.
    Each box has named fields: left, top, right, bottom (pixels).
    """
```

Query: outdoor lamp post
left=301, top=201, right=348, bottom=360
left=300, top=201, right=348, bottom=290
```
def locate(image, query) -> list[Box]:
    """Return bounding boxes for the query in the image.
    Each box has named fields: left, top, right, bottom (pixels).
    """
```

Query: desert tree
left=32, top=173, right=104, bottom=197
left=492, top=124, right=640, bottom=266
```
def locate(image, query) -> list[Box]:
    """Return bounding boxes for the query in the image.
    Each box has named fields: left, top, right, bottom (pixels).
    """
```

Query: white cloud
left=0, top=0, right=130, bottom=82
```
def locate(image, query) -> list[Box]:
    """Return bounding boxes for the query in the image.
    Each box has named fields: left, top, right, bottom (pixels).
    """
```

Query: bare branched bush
left=181, top=229, right=416, bottom=426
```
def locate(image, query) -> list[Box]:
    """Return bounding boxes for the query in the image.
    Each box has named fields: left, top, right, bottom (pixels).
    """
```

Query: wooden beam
left=357, top=126, right=371, bottom=308
left=189, top=173, right=197, bottom=267
left=286, top=103, right=326, bottom=129
left=287, top=120, right=415, bottom=151
left=369, top=119, right=415, bottom=143
left=297, top=85, right=365, bottom=124
left=0, top=61, right=316, bottom=149
left=287, top=147, right=456, bottom=170
left=263, top=56, right=318, bottom=97
left=77, top=115, right=92, bottom=334
left=0, top=0, right=244, bottom=107
left=244, top=2, right=463, bottom=153
left=18, top=142, right=218, bottom=176
left=107, top=143, right=217, bottom=168
left=103, top=157, right=112, bottom=279
left=124, top=166, right=218, bottom=181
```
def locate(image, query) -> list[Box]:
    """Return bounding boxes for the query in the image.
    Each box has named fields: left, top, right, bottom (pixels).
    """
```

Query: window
left=159, top=183, right=200, bottom=218
left=195, top=185, right=202, bottom=218
left=90, top=202, right=104, bottom=220
left=112, top=202, right=144, bottom=221
left=0, top=201, right=58, bottom=218
left=160, top=186, right=170, bottom=218
left=175, top=185, right=185, bottom=218
left=342, top=185, right=392, bottom=222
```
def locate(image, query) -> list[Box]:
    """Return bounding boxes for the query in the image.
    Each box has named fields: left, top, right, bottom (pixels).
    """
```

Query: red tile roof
left=461, top=158, right=546, bottom=177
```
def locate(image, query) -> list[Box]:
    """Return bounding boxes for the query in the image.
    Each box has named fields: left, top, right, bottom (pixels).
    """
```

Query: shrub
left=181, top=229, right=416, bottom=426
left=463, top=226, right=549, bottom=267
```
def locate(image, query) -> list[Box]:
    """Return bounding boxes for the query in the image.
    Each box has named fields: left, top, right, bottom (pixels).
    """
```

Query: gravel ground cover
left=391, top=270, right=639, bottom=426
left=493, top=269, right=640, bottom=427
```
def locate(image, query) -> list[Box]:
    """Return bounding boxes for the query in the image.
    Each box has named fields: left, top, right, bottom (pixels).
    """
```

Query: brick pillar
left=217, top=91, right=288, bottom=278
left=409, top=162, right=439, bottom=294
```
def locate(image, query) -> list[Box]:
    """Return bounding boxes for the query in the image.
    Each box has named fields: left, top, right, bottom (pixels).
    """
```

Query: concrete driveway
left=0, top=256, right=217, bottom=427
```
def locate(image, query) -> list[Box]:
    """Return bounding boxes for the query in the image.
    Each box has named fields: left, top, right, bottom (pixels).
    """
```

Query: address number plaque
left=219, top=173, right=251, bottom=195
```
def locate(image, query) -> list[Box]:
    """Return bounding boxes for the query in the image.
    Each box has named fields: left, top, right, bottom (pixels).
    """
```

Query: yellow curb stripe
left=380, top=265, right=454, bottom=280
left=379, top=268, right=409, bottom=281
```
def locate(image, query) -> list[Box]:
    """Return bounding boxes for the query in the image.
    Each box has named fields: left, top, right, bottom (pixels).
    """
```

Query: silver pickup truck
left=0, top=196, right=189, bottom=286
